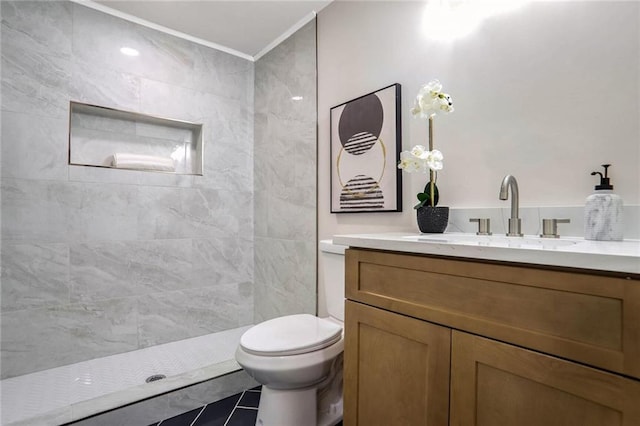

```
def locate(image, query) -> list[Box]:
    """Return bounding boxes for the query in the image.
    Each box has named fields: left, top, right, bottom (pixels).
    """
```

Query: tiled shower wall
left=0, top=1, right=255, bottom=379
left=253, top=21, right=317, bottom=321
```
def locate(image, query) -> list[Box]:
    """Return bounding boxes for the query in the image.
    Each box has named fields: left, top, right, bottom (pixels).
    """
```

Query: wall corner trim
left=69, top=0, right=255, bottom=62
left=253, top=11, right=317, bottom=61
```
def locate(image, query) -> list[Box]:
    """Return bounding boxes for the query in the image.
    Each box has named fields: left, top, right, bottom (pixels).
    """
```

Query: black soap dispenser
left=584, top=164, right=623, bottom=241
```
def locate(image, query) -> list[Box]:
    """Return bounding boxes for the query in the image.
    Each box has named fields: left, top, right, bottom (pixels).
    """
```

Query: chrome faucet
left=499, top=175, right=523, bottom=236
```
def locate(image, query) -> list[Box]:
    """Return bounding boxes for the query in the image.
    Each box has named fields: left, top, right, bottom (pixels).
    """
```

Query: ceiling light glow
left=120, top=47, right=140, bottom=57
left=423, top=1, right=482, bottom=41
left=423, top=0, right=530, bottom=41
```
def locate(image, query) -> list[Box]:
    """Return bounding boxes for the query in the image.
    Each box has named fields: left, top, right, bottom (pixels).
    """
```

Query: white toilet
left=235, top=240, right=346, bottom=426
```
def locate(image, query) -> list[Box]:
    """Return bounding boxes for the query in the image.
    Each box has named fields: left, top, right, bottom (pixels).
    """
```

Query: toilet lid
left=240, top=314, right=343, bottom=356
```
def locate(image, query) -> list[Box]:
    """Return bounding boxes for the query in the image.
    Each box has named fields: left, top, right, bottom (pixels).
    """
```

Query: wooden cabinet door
left=451, top=331, right=640, bottom=426
left=344, top=300, right=451, bottom=426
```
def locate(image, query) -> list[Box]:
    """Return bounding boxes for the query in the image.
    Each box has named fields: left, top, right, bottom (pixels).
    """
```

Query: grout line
left=236, top=406, right=259, bottom=410
left=223, top=391, right=245, bottom=426
left=189, top=405, right=207, bottom=426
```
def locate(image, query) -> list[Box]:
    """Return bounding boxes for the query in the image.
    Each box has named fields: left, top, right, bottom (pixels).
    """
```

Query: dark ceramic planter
left=416, top=206, right=449, bottom=233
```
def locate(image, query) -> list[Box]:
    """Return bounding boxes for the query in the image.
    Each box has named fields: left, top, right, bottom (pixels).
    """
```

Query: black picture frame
left=330, top=83, right=402, bottom=213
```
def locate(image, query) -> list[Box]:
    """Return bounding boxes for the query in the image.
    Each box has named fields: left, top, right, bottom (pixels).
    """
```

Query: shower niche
left=69, top=102, right=203, bottom=175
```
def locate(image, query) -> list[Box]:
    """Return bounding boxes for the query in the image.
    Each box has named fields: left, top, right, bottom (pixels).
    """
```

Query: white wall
left=317, top=0, right=639, bottom=241
left=316, top=1, right=639, bottom=316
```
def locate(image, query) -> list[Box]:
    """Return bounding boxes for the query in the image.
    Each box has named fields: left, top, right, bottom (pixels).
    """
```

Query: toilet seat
left=240, top=314, right=342, bottom=356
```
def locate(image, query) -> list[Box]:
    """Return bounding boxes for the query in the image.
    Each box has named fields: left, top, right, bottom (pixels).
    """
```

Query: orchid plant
left=398, top=79, right=454, bottom=208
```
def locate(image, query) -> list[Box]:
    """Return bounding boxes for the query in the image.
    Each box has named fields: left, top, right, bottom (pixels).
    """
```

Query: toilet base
left=254, top=360, right=343, bottom=426
left=256, top=386, right=316, bottom=426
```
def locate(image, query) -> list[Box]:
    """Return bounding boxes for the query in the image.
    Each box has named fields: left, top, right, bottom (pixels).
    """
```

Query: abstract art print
left=330, top=83, right=402, bottom=213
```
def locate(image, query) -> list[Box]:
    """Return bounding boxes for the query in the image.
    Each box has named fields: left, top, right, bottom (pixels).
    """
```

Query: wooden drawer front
left=451, top=331, right=640, bottom=426
left=345, top=248, right=640, bottom=379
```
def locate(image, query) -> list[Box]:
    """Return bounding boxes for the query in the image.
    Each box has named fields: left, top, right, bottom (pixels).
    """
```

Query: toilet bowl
left=235, top=240, right=346, bottom=426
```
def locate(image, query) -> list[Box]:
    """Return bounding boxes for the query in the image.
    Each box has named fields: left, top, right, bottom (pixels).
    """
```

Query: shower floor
left=0, top=325, right=252, bottom=425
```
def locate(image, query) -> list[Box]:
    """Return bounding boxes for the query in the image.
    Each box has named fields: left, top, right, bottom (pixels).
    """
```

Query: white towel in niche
left=111, top=153, right=176, bottom=172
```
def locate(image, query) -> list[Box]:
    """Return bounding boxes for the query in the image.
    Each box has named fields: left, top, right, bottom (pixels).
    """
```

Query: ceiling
left=93, top=0, right=331, bottom=60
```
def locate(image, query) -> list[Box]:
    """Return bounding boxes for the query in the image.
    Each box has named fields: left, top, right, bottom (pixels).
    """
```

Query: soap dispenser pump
left=584, top=164, right=623, bottom=241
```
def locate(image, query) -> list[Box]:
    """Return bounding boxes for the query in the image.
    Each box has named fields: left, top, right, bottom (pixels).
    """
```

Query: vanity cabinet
left=343, top=248, right=640, bottom=425
left=344, top=300, right=450, bottom=425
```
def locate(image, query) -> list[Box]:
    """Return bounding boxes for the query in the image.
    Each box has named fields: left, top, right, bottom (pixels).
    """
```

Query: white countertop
left=332, top=232, right=640, bottom=275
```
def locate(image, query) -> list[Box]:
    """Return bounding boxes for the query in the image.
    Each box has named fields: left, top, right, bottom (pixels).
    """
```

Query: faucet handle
left=540, top=218, right=570, bottom=238
left=470, top=218, right=492, bottom=235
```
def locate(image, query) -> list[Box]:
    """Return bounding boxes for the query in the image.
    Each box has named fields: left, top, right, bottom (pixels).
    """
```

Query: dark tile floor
left=152, top=386, right=343, bottom=426
left=153, top=387, right=260, bottom=426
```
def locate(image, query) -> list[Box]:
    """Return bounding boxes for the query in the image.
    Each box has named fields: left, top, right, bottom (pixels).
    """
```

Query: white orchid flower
left=437, top=93, right=454, bottom=113
left=424, top=79, right=443, bottom=97
left=411, top=79, right=454, bottom=118
left=410, top=145, right=429, bottom=159
left=398, top=148, right=443, bottom=174
left=403, top=79, right=454, bottom=209
left=426, top=149, right=444, bottom=171
left=398, top=150, right=423, bottom=173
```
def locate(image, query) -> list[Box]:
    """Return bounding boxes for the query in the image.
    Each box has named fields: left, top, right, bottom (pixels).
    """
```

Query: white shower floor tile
left=0, top=326, right=252, bottom=426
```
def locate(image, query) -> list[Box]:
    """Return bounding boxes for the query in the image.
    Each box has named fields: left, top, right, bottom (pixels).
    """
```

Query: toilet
left=235, top=240, right=346, bottom=426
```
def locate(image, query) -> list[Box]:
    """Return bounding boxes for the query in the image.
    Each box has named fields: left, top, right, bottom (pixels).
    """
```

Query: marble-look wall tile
left=254, top=118, right=315, bottom=240
left=1, top=298, right=139, bottom=379
left=199, top=188, right=253, bottom=237
left=267, top=186, right=316, bottom=240
left=1, top=242, right=70, bottom=312
left=1, top=111, right=69, bottom=180
left=136, top=121, right=194, bottom=142
left=71, top=4, right=195, bottom=89
left=137, top=283, right=253, bottom=347
left=1, top=178, right=75, bottom=242
left=137, top=186, right=252, bottom=240
left=1, top=0, right=257, bottom=377
left=70, top=239, right=193, bottom=303
left=195, top=140, right=253, bottom=193
left=253, top=191, right=269, bottom=238
left=254, top=24, right=316, bottom=123
left=254, top=238, right=315, bottom=322
left=135, top=186, right=201, bottom=240
left=0, top=1, right=72, bottom=60
left=194, top=116, right=253, bottom=193
left=254, top=116, right=297, bottom=188
left=139, top=77, right=250, bottom=124
left=252, top=112, right=269, bottom=190
left=64, top=182, right=140, bottom=242
left=2, top=178, right=140, bottom=243
left=68, top=164, right=195, bottom=187
left=1, top=45, right=71, bottom=119
left=70, top=59, right=141, bottom=112
left=191, top=238, right=253, bottom=286
left=71, top=110, right=136, bottom=134
left=253, top=20, right=317, bottom=321
left=190, top=43, right=254, bottom=102
left=293, top=123, right=318, bottom=188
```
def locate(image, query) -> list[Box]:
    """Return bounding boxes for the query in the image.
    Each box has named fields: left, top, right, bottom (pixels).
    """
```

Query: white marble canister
left=584, top=191, right=623, bottom=240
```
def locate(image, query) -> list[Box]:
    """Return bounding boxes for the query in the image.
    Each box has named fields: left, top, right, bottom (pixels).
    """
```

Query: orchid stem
left=428, top=116, right=435, bottom=207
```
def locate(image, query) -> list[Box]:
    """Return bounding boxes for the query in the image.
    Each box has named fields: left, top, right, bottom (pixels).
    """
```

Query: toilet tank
left=319, top=240, right=347, bottom=322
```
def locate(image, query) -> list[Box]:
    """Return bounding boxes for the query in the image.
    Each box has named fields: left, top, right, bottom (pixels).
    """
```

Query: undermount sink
left=412, top=233, right=579, bottom=249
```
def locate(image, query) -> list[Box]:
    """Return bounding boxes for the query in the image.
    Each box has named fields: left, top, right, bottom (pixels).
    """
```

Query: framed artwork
left=330, top=83, right=402, bottom=213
